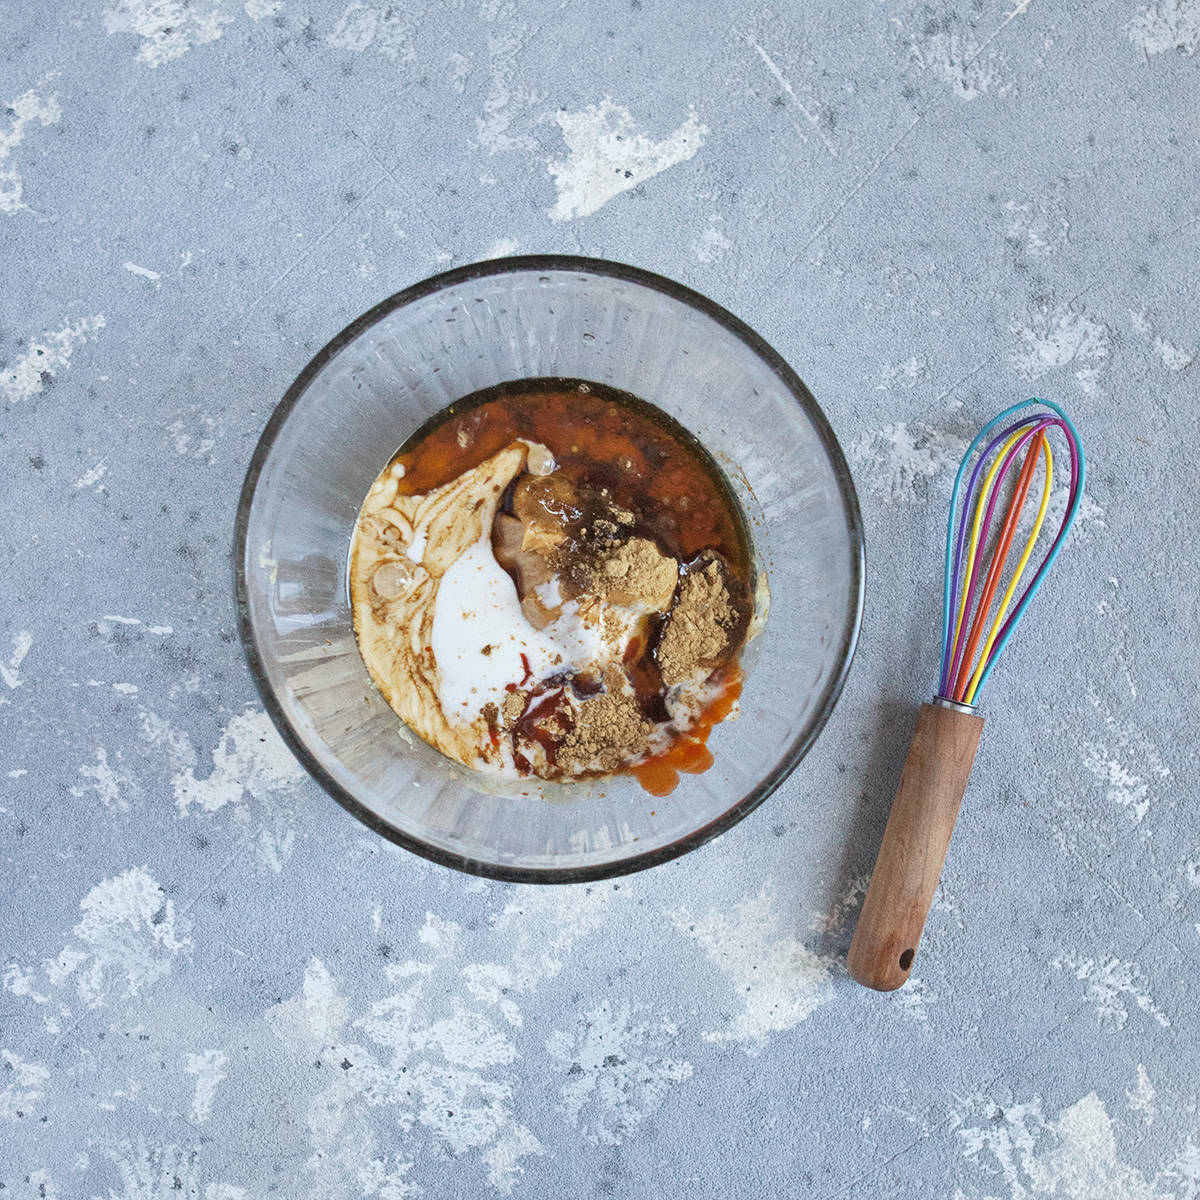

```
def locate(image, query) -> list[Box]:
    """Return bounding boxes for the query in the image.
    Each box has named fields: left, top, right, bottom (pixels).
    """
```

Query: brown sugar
left=501, top=690, right=527, bottom=725
left=558, top=668, right=652, bottom=774
left=658, top=557, right=739, bottom=686
left=593, top=536, right=678, bottom=611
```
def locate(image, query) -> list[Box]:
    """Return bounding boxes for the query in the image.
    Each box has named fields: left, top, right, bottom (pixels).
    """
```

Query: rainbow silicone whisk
left=849, top=398, right=1085, bottom=990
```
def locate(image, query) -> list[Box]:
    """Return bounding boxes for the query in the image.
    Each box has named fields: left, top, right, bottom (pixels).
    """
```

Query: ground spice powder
left=658, top=558, right=738, bottom=686
left=558, top=668, right=652, bottom=773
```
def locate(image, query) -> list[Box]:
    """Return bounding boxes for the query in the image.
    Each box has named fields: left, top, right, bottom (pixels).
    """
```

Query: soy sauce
left=386, top=378, right=753, bottom=585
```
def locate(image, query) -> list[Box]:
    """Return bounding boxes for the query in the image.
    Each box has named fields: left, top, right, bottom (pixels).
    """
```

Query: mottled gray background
left=3, top=1, right=1199, bottom=1197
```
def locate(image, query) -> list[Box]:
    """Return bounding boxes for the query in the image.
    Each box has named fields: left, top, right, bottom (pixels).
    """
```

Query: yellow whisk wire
left=961, top=435, right=1054, bottom=705
left=951, top=427, right=1028, bottom=659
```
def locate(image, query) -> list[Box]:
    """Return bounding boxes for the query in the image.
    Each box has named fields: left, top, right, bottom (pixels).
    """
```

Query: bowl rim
left=234, top=254, right=865, bottom=884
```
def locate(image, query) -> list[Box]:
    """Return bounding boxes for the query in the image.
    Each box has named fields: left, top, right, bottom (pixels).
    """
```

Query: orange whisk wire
left=950, top=431, right=1046, bottom=702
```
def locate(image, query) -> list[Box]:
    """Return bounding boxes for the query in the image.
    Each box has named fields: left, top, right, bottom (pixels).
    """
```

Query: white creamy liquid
left=430, top=534, right=603, bottom=721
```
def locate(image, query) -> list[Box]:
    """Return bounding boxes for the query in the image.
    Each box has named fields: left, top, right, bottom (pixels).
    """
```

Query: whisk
left=848, top=398, right=1085, bottom=991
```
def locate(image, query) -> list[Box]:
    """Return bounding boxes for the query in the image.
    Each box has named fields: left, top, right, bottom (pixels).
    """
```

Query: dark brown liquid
left=388, top=379, right=754, bottom=795
left=390, top=379, right=751, bottom=578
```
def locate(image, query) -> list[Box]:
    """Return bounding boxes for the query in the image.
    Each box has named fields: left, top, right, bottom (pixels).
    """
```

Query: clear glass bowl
left=235, top=257, right=864, bottom=882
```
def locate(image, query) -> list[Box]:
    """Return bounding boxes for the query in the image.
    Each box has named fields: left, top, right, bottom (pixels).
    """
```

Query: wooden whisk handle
left=847, top=700, right=984, bottom=991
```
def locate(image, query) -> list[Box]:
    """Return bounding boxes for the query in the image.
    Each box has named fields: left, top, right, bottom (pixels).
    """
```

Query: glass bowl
left=235, top=257, right=864, bottom=882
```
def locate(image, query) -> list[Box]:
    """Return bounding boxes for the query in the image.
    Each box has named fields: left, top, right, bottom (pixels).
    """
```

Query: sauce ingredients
left=349, top=379, right=761, bottom=794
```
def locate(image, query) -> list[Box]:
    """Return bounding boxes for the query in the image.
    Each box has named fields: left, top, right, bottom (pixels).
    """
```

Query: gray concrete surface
left=3, top=1, right=1199, bottom=1196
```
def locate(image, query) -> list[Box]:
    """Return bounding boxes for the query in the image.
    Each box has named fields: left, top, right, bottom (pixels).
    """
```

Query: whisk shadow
left=813, top=696, right=918, bottom=964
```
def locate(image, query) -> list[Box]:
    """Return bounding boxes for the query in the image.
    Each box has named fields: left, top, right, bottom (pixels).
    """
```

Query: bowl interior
left=236, top=258, right=863, bottom=880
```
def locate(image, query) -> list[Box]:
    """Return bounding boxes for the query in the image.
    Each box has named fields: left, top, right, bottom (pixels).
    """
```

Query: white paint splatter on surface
left=123, top=261, right=162, bottom=286
left=848, top=421, right=968, bottom=506
left=28, top=1170, right=58, bottom=1198
left=1130, top=305, right=1155, bottom=339
left=1079, top=743, right=1156, bottom=823
left=3, top=963, right=50, bottom=1004
left=140, top=706, right=196, bottom=768
left=546, top=99, right=706, bottom=221
left=1170, top=1141, right=1200, bottom=1196
left=7, top=867, right=193, bottom=1025
left=172, top=709, right=302, bottom=814
left=186, top=1049, right=230, bottom=1124
left=103, top=0, right=233, bottom=67
left=100, top=1139, right=248, bottom=1199
left=956, top=1085, right=1198, bottom=1199
left=0, top=1049, right=50, bottom=1121
left=1010, top=300, right=1112, bottom=397
left=92, top=616, right=174, bottom=643
left=476, top=28, right=541, bottom=155
left=166, top=415, right=219, bottom=460
left=462, top=887, right=615, bottom=1027
left=69, top=747, right=131, bottom=811
left=875, top=355, right=928, bottom=391
left=547, top=1001, right=693, bottom=1146
left=327, top=2, right=415, bottom=59
left=1129, top=0, right=1200, bottom=57
left=270, top=946, right=540, bottom=1194
left=1129, top=305, right=1195, bottom=371
left=1005, top=192, right=1070, bottom=258
left=691, top=219, right=733, bottom=264
left=911, top=31, right=1011, bottom=101
left=0, top=80, right=61, bottom=215
left=267, top=957, right=349, bottom=1053
left=482, top=237, right=520, bottom=258
left=74, top=460, right=109, bottom=489
left=671, top=883, right=835, bottom=1051
left=887, top=975, right=934, bottom=1022
left=1, top=315, right=105, bottom=405
left=1152, top=335, right=1194, bottom=372
left=1127, top=1064, right=1157, bottom=1125
left=170, top=709, right=306, bottom=873
left=1, top=630, right=34, bottom=688
left=1078, top=690, right=1170, bottom=825
left=267, top=891, right=616, bottom=1195
left=446, top=51, right=473, bottom=93
left=1052, top=954, right=1170, bottom=1029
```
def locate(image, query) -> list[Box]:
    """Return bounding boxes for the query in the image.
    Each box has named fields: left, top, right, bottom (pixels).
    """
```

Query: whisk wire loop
left=961, top=434, right=1053, bottom=705
left=938, top=398, right=1085, bottom=705
left=952, top=429, right=1049, bottom=702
